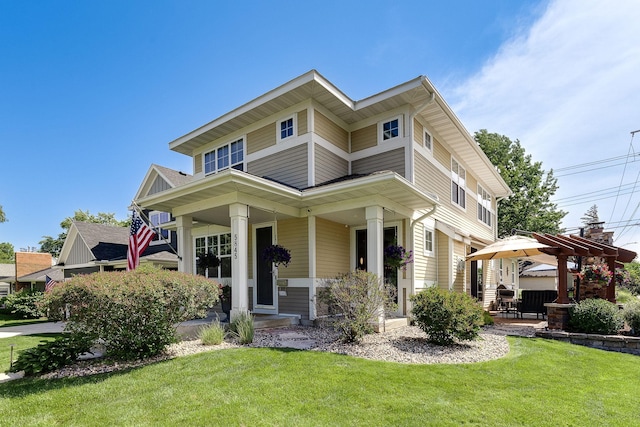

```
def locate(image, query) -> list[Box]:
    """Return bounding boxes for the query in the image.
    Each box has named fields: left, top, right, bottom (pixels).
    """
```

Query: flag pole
left=129, top=201, right=182, bottom=261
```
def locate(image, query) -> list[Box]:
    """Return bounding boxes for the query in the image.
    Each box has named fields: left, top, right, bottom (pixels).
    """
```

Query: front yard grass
left=1, top=336, right=639, bottom=425
left=0, top=313, right=50, bottom=329
left=0, top=334, right=60, bottom=373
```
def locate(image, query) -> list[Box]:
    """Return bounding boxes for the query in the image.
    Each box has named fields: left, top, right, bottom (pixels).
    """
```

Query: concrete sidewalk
left=0, top=321, right=66, bottom=338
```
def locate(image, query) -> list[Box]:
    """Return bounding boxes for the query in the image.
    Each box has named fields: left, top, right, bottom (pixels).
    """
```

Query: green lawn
left=1, top=336, right=639, bottom=426
left=0, top=313, right=50, bottom=329
left=0, top=334, right=60, bottom=373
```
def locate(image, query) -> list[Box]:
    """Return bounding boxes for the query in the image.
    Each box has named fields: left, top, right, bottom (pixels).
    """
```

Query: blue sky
left=2, top=1, right=640, bottom=256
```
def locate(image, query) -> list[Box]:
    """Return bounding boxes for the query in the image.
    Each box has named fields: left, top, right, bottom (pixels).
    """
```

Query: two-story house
left=133, top=70, right=511, bottom=323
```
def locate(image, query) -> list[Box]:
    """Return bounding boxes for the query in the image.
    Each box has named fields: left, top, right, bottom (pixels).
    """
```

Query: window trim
left=451, top=158, right=466, bottom=210
left=203, top=138, right=245, bottom=175
left=277, top=114, right=297, bottom=143
left=378, top=115, right=402, bottom=143
left=423, top=223, right=434, bottom=257
left=149, top=211, right=171, bottom=245
left=194, top=232, right=233, bottom=279
left=477, top=184, right=493, bottom=227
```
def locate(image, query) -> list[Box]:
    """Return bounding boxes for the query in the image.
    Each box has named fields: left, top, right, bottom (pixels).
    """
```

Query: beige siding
left=278, top=287, right=310, bottom=320
left=452, top=241, right=466, bottom=294
left=413, top=223, right=436, bottom=289
left=315, top=110, right=348, bottom=152
left=315, top=217, right=350, bottom=278
left=415, top=150, right=449, bottom=200
left=433, top=138, right=449, bottom=169
left=351, top=124, right=376, bottom=152
left=194, top=153, right=202, bottom=174
left=247, top=144, right=308, bottom=189
left=436, top=230, right=450, bottom=290
left=298, top=109, right=308, bottom=135
left=247, top=123, right=276, bottom=154
left=352, top=147, right=405, bottom=177
left=413, top=118, right=423, bottom=146
left=277, top=218, right=309, bottom=279
left=315, top=144, right=349, bottom=185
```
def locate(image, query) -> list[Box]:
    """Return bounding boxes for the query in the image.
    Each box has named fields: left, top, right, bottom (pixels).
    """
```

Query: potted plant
left=196, top=251, right=219, bottom=275
left=219, top=282, right=231, bottom=322
left=262, top=244, right=291, bottom=278
left=578, top=263, right=613, bottom=300
left=384, top=244, right=413, bottom=270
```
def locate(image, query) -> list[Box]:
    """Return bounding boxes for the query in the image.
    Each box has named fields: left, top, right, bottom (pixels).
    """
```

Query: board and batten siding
left=194, top=153, right=202, bottom=174
left=148, top=175, right=172, bottom=196
left=314, top=110, right=348, bottom=152
left=278, top=287, right=310, bottom=320
left=276, top=218, right=309, bottom=279
left=298, top=109, right=308, bottom=135
left=315, top=144, right=349, bottom=185
left=351, top=124, right=377, bottom=152
left=247, top=123, right=276, bottom=155
left=66, top=236, right=95, bottom=266
left=247, top=144, right=308, bottom=189
left=315, top=217, right=350, bottom=278
left=352, top=147, right=405, bottom=177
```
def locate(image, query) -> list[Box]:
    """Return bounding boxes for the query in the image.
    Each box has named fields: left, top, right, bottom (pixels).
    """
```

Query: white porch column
left=176, top=215, right=193, bottom=274
left=366, top=206, right=384, bottom=279
left=229, top=203, right=249, bottom=319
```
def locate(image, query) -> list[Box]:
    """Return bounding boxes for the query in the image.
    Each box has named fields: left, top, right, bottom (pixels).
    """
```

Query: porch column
left=229, top=203, right=249, bottom=319
left=176, top=215, right=193, bottom=274
left=557, top=254, right=569, bottom=304
left=366, top=206, right=384, bottom=279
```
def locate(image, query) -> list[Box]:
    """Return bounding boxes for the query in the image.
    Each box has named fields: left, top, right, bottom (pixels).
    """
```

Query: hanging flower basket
left=579, top=264, right=613, bottom=284
left=384, top=244, right=413, bottom=270
left=196, top=251, right=219, bottom=273
left=262, top=244, right=291, bottom=268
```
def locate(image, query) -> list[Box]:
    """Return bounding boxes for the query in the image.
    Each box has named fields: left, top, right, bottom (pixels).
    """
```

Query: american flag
left=45, top=275, right=58, bottom=292
left=127, top=211, right=155, bottom=271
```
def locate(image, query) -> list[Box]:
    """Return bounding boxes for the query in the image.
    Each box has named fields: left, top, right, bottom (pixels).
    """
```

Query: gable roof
left=0, top=264, right=15, bottom=281
left=134, top=164, right=195, bottom=202
left=167, top=69, right=510, bottom=197
left=17, top=267, right=64, bottom=283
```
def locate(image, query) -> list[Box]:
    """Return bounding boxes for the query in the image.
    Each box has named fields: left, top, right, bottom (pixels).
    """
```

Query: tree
left=0, top=205, right=6, bottom=223
left=0, top=242, right=14, bottom=262
left=475, top=130, right=566, bottom=238
left=581, top=204, right=600, bottom=228
left=39, top=210, right=130, bottom=258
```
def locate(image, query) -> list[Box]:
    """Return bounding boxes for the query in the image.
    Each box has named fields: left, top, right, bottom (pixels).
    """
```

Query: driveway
left=0, top=321, right=66, bottom=338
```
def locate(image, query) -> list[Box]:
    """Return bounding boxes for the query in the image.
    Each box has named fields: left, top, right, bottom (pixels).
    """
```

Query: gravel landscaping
left=39, top=323, right=539, bottom=380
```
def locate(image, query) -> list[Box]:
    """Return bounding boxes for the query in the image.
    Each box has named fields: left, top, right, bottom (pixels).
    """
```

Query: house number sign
left=233, top=233, right=238, bottom=259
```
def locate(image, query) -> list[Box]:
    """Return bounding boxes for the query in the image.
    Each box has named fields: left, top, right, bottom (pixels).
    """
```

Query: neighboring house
left=15, top=252, right=54, bottom=292
left=0, top=263, right=15, bottom=296
left=133, top=70, right=511, bottom=322
left=519, top=261, right=576, bottom=291
left=17, top=267, right=64, bottom=292
left=57, top=221, right=178, bottom=278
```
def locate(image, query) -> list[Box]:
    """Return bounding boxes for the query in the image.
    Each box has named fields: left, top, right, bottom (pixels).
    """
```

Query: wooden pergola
left=532, top=233, right=637, bottom=304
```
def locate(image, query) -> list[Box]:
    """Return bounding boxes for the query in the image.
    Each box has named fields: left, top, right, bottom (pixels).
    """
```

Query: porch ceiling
left=136, top=169, right=438, bottom=227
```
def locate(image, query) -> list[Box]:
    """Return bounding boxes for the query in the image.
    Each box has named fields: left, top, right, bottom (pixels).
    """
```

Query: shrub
left=569, top=298, right=623, bottom=334
left=10, top=334, right=93, bottom=376
left=3, top=290, right=45, bottom=319
left=622, top=301, right=640, bottom=336
left=410, top=287, right=483, bottom=345
left=200, top=319, right=226, bottom=345
left=229, top=311, right=254, bottom=344
left=45, top=265, right=220, bottom=360
left=318, top=270, right=397, bottom=343
left=482, top=310, right=494, bottom=326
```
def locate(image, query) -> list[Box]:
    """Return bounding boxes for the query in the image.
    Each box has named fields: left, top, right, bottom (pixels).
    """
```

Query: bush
left=229, top=311, right=254, bottom=344
left=200, top=319, right=226, bottom=345
left=482, top=310, right=494, bottom=326
left=410, top=287, right=483, bottom=345
left=3, top=290, right=45, bottom=319
left=10, top=334, right=93, bottom=376
left=622, top=301, right=640, bottom=336
left=45, top=265, right=220, bottom=360
left=569, top=298, right=623, bottom=334
left=318, top=270, right=397, bottom=343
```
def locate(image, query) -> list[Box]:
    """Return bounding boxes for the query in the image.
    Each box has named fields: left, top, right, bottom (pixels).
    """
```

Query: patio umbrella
left=466, top=235, right=553, bottom=261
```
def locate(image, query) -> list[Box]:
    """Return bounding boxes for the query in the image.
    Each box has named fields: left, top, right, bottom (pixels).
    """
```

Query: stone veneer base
left=535, top=330, right=640, bottom=356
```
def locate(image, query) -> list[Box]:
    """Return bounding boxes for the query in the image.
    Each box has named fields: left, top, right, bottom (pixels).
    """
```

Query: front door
left=355, top=226, right=399, bottom=302
left=255, top=225, right=275, bottom=312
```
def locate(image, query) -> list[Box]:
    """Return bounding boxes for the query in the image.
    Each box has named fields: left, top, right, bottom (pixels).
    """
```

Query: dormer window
left=204, top=138, right=244, bottom=175
left=278, top=115, right=296, bottom=142
left=383, top=119, right=399, bottom=140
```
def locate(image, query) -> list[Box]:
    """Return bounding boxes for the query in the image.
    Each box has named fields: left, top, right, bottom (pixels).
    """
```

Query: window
left=280, top=117, right=294, bottom=139
left=382, top=118, right=399, bottom=140
left=195, top=232, right=232, bottom=279
left=423, top=224, right=434, bottom=256
left=149, top=211, right=171, bottom=244
left=451, top=158, right=466, bottom=209
left=204, top=138, right=244, bottom=175
left=424, top=130, right=432, bottom=151
left=477, top=185, right=492, bottom=226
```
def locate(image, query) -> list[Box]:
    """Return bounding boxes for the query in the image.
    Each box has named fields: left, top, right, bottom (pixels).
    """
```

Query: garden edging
left=535, top=330, right=640, bottom=355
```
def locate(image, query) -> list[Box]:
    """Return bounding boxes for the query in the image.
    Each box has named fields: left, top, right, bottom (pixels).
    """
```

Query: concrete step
left=373, top=317, right=409, bottom=332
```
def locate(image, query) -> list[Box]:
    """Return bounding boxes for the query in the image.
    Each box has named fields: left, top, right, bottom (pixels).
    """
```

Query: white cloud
left=448, top=0, right=640, bottom=256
